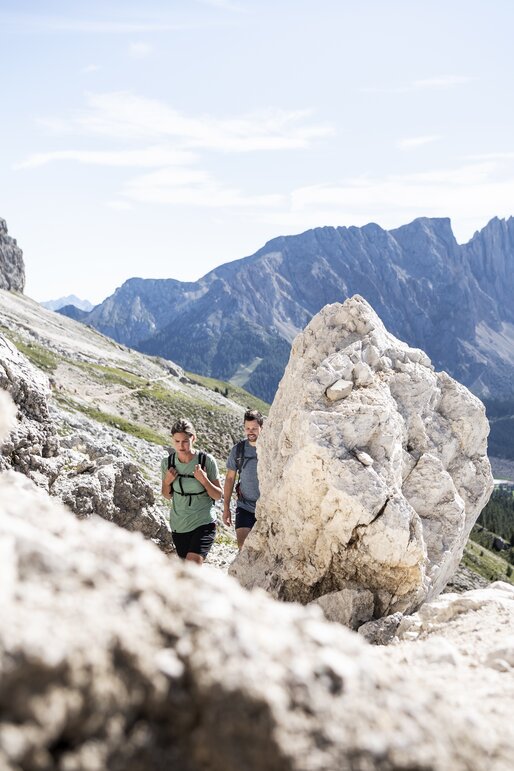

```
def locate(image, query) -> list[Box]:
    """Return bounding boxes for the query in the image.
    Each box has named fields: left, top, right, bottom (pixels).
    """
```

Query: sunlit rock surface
left=231, top=296, right=493, bottom=624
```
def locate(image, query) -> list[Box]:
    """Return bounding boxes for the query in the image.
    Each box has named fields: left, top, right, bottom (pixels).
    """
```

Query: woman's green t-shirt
left=161, top=451, right=219, bottom=533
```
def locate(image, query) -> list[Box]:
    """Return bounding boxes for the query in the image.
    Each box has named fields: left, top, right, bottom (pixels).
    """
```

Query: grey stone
left=325, top=378, right=353, bottom=401
left=358, top=612, right=404, bottom=645
left=0, top=218, right=25, bottom=293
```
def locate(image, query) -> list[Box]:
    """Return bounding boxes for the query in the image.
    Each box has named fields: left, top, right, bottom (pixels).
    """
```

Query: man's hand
left=223, top=468, right=236, bottom=526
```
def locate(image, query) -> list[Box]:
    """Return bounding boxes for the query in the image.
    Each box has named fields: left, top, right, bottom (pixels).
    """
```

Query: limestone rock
left=0, top=464, right=512, bottom=771
left=0, top=218, right=25, bottom=292
left=311, top=584, right=374, bottom=627
left=230, top=295, right=493, bottom=625
left=0, top=334, right=59, bottom=483
left=325, top=378, right=353, bottom=401
left=51, top=457, right=172, bottom=549
left=358, top=612, right=404, bottom=646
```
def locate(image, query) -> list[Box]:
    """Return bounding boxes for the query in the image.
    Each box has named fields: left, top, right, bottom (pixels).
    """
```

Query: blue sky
left=1, top=0, right=514, bottom=303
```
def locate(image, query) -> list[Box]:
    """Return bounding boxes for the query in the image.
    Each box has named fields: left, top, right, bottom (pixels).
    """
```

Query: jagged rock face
left=0, top=335, right=172, bottom=551
left=230, top=296, right=493, bottom=624
left=0, top=334, right=60, bottom=484
left=0, top=454, right=511, bottom=771
left=0, top=218, right=25, bottom=292
left=81, top=216, right=514, bottom=402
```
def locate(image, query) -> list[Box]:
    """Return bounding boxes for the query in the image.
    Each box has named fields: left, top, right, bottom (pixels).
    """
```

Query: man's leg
left=235, top=527, right=251, bottom=550
left=235, top=507, right=256, bottom=551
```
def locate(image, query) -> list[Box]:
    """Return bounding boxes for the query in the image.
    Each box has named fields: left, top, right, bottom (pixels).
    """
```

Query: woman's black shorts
left=172, top=522, right=216, bottom=559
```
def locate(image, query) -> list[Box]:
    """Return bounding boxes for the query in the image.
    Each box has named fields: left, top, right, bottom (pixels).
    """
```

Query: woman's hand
left=193, top=464, right=208, bottom=485
left=161, top=467, right=178, bottom=499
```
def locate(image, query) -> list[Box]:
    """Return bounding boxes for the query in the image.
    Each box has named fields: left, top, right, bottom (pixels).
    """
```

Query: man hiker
left=161, top=418, right=222, bottom=565
left=223, top=409, right=263, bottom=550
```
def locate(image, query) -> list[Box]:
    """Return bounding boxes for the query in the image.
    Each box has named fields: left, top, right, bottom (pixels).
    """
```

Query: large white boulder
left=230, top=296, right=493, bottom=624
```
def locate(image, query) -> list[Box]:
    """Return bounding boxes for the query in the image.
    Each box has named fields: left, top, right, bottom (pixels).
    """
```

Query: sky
left=1, top=0, right=514, bottom=304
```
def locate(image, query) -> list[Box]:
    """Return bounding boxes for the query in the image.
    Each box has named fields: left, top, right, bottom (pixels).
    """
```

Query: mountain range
left=41, top=295, right=94, bottom=312
left=63, top=216, right=514, bottom=407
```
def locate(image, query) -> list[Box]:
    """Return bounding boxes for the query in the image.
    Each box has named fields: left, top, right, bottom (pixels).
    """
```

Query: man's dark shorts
left=235, top=505, right=256, bottom=530
left=172, top=522, right=216, bottom=559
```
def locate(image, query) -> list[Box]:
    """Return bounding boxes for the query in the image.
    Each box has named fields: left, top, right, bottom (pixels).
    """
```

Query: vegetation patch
left=215, top=530, right=238, bottom=547
left=133, top=383, right=241, bottom=455
left=462, top=538, right=514, bottom=584
left=55, top=393, right=168, bottom=445
left=476, top=487, right=514, bottom=549
left=1, top=329, right=60, bottom=373
left=185, top=371, right=270, bottom=414
left=73, top=360, right=147, bottom=389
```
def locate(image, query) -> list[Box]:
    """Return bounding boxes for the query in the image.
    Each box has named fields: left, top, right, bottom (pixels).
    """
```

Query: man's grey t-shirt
left=226, top=440, right=259, bottom=514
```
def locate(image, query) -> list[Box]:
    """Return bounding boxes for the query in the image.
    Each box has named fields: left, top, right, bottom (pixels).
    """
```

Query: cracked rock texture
left=0, top=218, right=25, bottom=292
left=0, top=334, right=59, bottom=483
left=230, top=295, right=493, bottom=625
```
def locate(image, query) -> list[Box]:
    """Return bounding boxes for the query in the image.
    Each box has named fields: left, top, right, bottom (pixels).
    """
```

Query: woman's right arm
left=161, top=468, right=177, bottom=499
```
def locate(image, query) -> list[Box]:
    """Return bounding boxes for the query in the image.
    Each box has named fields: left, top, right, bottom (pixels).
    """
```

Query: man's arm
left=223, top=469, right=237, bottom=525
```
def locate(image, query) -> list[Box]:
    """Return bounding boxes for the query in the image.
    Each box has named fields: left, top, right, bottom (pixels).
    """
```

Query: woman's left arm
left=194, top=465, right=223, bottom=500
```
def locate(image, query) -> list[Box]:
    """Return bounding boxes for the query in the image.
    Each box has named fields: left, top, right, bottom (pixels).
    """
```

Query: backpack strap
left=234, top=440, right=258, bottom=506
left=168, top=450, right=210, bottom=505
left=235, top=440, right=246, bottom=479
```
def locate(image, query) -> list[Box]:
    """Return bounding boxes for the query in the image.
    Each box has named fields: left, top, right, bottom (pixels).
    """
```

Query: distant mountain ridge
left=63, top=216, right=514, bottom=405
left=42, top=295, right=94, bottom=312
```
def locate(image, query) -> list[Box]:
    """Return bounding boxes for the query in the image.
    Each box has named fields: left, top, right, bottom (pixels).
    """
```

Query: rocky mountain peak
left=0, top=217, right=25, bottom=293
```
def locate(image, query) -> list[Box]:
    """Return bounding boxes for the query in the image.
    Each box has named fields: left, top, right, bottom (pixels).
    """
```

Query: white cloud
left=105, top=200, right=133, bottom=211
left=82, top=64, right=101, bottom=73
left=286, top=161, right=514, bottom=242
left=35, top=117, right=74, bottom=134
left=412, top=75, right=473, bottom=89
left=129, top=42, right=153, bottom=59
left=196, top=0, right=248, bottom=11
left=38, top=91, right=333, bottom=152
left=122, top=166, right=284, bottom=208
left=0, top=13, right=190, bottom=34
left=362, top=75, right=473, bottom=95
left=15, top=146, right=196, bottom=170
left=397, top=135, right=441, bottom=150
left=465, top=151, right=514, bottom=161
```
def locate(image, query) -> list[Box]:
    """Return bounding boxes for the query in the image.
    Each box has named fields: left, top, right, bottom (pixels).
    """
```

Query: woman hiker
left=161, top=418, right=222, bottom=565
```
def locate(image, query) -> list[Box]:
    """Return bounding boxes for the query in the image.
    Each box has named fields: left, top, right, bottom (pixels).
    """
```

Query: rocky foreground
left=0, top=386, right=513, bottom=771
left=0, top=448, right=512, bottom=770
